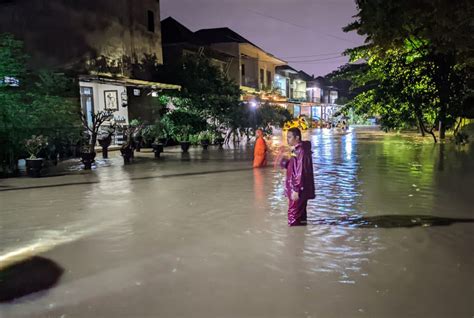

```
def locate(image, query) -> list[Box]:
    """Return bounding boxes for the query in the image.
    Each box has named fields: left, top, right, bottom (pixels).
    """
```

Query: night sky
left=160, top=0, right=366, bottom=77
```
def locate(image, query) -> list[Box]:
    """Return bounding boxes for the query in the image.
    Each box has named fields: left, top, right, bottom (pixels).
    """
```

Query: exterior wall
left=322, top=89, right=339, bottom=104
left=205, top=42, right=283, bottom=89
left=208, top=42, right=240, bottom=85
left=127, top=87, right=161, bottom=124
left=0, top=0, right=163, bottom=75
left=162, top=44, right=187, bottom=65
left=330, top=91, right=338, bottom=104
left=256, top=60, right=276, bottom=90
left=79, top=81, right=129, bottom=124
left=307, top=86, right=321, bottom=103
left=240, top=44, right=282, bottom=90
left=274, top=74, right=289, bottom=97
left=241, top=56, right=259, bottom=89
left=292, top=79, right=307, bottom=100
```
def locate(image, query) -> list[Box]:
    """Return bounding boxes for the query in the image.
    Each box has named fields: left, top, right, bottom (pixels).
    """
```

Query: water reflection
left=267, top=128, right=474, bottom=284
left=0, top=257, right=63, bottom=302
left=310, top=214, right=474, bottom=228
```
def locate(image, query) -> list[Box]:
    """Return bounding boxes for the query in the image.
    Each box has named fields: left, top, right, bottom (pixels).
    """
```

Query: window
left=241, top=63, right=245, bottom=77
left=266, top=70, right=271, bottom=88
left=147, top=10, right=155, bottom=33
left=260, top=69, right=264, bottom=87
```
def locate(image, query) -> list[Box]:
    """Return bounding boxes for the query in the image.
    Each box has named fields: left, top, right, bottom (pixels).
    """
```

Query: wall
left=240, top=44, right=281, bottom=90
left=274, top=74, right=288, bottom=97
left=208, top=42, right=240, bottom=85
left=79, top=81, right=129, bottom=124
left=292, top=80, right=307, bottom=99
left=0, top=0, right=163, bottom=75
left=241, top=56, right=259, bottom=88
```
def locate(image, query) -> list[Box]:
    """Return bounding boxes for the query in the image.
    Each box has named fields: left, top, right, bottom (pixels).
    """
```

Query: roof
left=79, top=75, right=181, bottom=91
left=195, top=27, right=257, bottom=46
left=195, top=27, right=285, bottom=64
left=298, top=70, right=314, bottom=82
left=276, top=65, right=299, bottom=74
left=161, top=17, right=204, bottom=45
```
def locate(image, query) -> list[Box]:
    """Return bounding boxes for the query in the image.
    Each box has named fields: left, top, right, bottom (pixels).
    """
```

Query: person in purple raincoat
left=279, top=128, right=315, bottom=226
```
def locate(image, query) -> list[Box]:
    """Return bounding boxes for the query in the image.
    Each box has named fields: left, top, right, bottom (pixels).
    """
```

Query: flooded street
left=1, top=127, right=473, bottom=318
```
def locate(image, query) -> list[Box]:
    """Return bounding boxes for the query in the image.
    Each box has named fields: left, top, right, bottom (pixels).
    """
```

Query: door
left=80, top=87, right=94, bottom=128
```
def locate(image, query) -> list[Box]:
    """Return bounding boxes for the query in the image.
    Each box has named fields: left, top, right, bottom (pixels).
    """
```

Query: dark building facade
left=0, top=0, right=163, bottom=74
left=0, top=0, right=180, bottom=131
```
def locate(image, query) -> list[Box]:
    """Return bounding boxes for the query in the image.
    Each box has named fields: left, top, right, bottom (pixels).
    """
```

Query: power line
left=249, top=9, right=307, bottom=29
left=286, top=55, right=345, bottom=63
left=286, top=56, right=347, bottom=63
left=249, top=9, right=360, bottom=45
left=280, top=51, right=345, bottom=58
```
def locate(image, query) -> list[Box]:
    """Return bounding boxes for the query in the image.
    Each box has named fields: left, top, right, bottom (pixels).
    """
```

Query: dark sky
left=160, top=0, right=366, bottom=77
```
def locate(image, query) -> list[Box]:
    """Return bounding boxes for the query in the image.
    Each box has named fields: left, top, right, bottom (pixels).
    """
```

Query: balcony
left=241, top=76, right=258, bottom=90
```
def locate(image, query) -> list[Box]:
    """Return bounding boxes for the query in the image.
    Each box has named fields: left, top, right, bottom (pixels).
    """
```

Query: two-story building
left=0, top=0, right=180, bottom=133
left=193, top=27, right=287, bottom=101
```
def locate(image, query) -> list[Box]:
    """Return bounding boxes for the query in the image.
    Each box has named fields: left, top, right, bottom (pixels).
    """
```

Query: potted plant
left=151, top=139, right=164, bottom=158
left=158, top=116, right=175, bottom=146
left=214, top=131, right=225, bottom=148
left=143, top=119, right=167, bottom=158
left=121, top=121, right=144, bottom=164
left=24, top=135, right=48, bottom=177
left=175, top=125, right=192, bottom=153
left=130, top=119, right=143, bottom=152
left=198, top=131, right=212, bottom=150
left=80, top=145, right=96, bottom=170
left=120, top=143, right=133, bottom=164
left=80, top=110, right=114, bottom=170
left=97, top=125, right=115, bottom=159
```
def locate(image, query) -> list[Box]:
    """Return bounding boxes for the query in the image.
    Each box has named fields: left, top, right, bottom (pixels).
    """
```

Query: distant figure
left=253, top=129, right=267, bottom=168
left=279, top=128, right=315, bottom=226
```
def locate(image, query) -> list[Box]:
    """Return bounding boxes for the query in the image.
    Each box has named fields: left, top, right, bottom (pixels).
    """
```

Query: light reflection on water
left=266, top=128, right=473, bottom=284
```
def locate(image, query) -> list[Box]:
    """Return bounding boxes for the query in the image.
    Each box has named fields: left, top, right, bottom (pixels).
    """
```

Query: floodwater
left=0, top=127, right=473, bottom=317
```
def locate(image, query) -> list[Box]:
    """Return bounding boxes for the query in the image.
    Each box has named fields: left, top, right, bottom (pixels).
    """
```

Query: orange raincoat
left=253, top=130, right=267, bottom=168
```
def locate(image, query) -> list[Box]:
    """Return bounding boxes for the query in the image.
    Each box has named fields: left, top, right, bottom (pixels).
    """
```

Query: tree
left=80, top=110, right=114, bottom=153
left=154, top=55, right=259, bottom=139
left=343, top=0, right=474, bottom=140
left=0, top=34, right=81, bottom=175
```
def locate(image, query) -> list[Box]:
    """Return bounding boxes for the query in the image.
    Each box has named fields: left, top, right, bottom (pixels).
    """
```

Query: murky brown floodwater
left=1, top=127, right=473, bottom=317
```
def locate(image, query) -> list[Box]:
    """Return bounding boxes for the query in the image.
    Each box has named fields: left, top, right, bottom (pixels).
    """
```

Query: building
left=194, top=27, right=287, bottom=97
left=0, top=0, right=180, bottom=134
left=161, top=17, right=234, bottom=74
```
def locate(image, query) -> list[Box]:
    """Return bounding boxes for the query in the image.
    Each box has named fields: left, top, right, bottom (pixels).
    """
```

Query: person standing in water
left=279, top=128, right=315, bottom=226
left=253, top=129, right=268, bottom=168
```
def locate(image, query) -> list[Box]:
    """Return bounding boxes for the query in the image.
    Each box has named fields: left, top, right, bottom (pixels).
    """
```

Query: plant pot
left=26, top=158, right=44, bottom=178
left=98, top=136, right=112, bottom=159
left=215, top=137, right=224, bottom=148
left=201, top=139, right=210, bottom=150
left=180, top=141, right=191, bottom=153
left=120, top=147, right=134, bottom=164
left=152, top=143, right=164, bottom=158
left=81, top=152, right=96, bottom=170
left=134, top=136, right=143, bottom=152
left=158, top=138, right=168, bottom=146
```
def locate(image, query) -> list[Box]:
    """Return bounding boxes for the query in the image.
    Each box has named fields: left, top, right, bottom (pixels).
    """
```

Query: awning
left=79, top=75, right=181, bottom=91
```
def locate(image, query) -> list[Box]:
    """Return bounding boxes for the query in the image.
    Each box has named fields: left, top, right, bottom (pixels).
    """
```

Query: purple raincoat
left=281, top=141, right=315, bottom=225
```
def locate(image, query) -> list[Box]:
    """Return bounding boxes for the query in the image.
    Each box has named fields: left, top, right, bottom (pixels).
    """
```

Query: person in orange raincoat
left=253, top=129, right=267, bottom=168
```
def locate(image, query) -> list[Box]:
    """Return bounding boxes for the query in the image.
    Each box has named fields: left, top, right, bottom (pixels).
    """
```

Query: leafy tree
left=343, top=0, right=473, bottom=141
left=0, top=34, right=81, bottom=175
